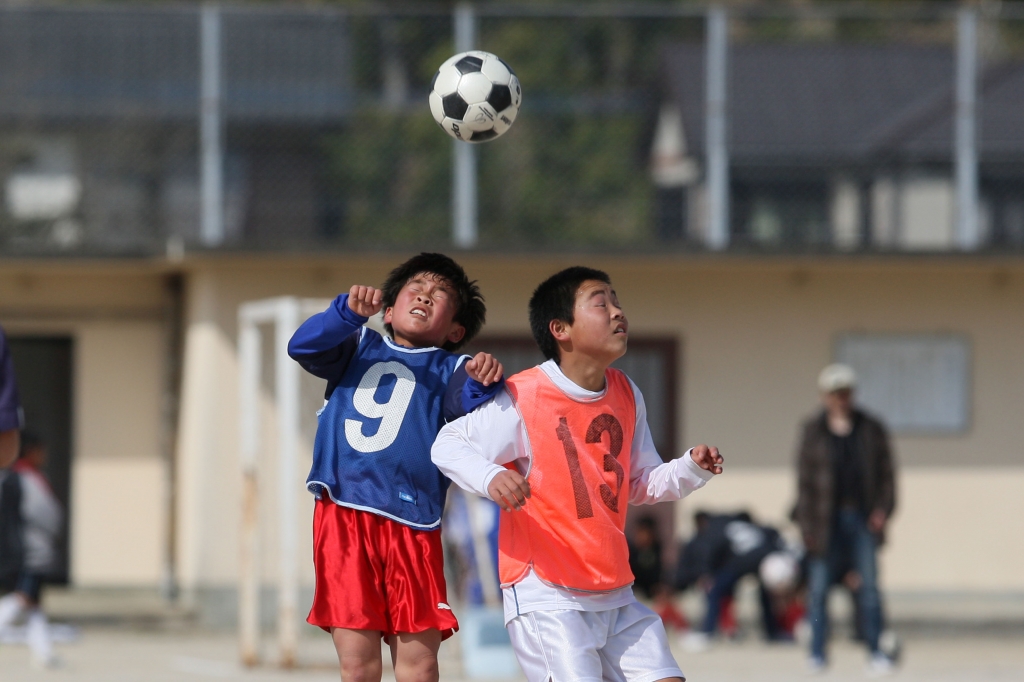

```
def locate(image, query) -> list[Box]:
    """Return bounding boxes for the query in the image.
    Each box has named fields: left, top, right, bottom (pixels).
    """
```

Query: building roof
left=662, top=42, right=1024, bottom=166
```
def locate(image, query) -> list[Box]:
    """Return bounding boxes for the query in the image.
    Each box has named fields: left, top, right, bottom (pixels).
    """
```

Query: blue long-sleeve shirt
left=0, top=327, right=22, bottom=433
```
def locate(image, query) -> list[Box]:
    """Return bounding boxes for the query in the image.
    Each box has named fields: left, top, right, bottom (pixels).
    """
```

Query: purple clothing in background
left=0, top=327, right=22, bottom=432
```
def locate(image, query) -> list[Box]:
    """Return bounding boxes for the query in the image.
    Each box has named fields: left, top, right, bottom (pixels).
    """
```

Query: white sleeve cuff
left=480, top=464, right=509, bottom=497
left=682, top=448, right=716, bottom=483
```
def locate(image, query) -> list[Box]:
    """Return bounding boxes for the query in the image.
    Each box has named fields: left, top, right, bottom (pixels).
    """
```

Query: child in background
left=629, top=516, right=664, bottom=600
left=288, top=253, right=503, bottom=682
left=0, top=432, right=63, bottom=668
left=630, top=515, right=690, bottom=632
left=433, top=266, right=723, bottom=682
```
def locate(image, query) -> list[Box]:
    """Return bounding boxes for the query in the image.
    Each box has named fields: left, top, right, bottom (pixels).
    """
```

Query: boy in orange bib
left=433, top=266, right=724, bottom=682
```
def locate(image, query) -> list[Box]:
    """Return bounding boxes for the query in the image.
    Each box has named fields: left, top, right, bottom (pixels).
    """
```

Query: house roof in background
left=662, top=42, right=1024, bottom=165
left=0, top=6, right=352, bottom=122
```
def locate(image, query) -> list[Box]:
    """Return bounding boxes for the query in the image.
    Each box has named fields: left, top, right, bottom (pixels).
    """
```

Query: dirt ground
left=2, top=623, right=1024, bottom=681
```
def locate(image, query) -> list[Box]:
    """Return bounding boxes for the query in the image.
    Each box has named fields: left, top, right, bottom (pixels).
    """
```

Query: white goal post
left=237, top=296, right=328, bottom=668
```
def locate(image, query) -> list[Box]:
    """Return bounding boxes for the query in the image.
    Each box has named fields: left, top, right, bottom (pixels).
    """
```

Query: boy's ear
left=549, top=318, right=571, bottom=343
left=382, top=307, right=394, bottom=324
left=447, top=323, right=466, bottom=345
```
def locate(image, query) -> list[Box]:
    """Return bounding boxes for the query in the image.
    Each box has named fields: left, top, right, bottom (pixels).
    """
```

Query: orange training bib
left=499, top=366, right=636, bottom=593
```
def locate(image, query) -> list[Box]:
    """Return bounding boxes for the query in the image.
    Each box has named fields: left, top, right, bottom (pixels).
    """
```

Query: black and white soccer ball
left=429, top=51, right=522, bottom=143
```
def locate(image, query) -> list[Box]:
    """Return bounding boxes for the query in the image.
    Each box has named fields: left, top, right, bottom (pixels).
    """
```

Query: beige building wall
left=3, top=254, right=1023, bottom=599
left=0, top=265, right=169, bottom=587
left=171, top=255, right=1024, bottom=600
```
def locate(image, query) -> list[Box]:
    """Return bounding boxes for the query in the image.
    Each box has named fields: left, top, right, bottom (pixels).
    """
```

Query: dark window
left=984, top=180, right=1024, bottom=247
left=655, top=187, right=687, bottom=242
left=7, top=336, right=73, bottom=584
left=732, top=180, right=830, bottom=247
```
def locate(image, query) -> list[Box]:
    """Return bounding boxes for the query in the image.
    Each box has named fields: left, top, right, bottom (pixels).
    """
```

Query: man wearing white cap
left=794, top=364, right=897, bottom=676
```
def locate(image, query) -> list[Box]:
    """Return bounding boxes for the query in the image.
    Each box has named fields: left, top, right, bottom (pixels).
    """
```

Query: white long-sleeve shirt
left=17, top=466, right=63, bottom=573
left=432, top=360, right=714, bottom=623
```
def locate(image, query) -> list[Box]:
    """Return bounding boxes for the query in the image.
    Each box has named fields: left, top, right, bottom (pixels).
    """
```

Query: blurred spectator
left=676, top=511, right=789, bottom=651
left=0, top=326, right=21, bottom=467
left=794, top=364, right=897, bottom=675
left=829, top=547, right=902, bottom=662
left=0, top=432, right=64, bottom=667
left=629, top=515, right=690, bottom=632
left=628, top=515, right=663, bottom=599
left=759, top=549, right=804, bottom=637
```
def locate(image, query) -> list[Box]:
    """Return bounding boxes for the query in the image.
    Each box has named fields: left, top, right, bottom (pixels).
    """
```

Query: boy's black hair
left=528, top=266, right=611, bottom=362
left=380, top=252, right=485, bottom=352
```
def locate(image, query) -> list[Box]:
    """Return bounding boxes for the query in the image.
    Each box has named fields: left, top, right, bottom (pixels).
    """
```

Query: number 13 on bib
left=500, top=367, right=637, bottom=593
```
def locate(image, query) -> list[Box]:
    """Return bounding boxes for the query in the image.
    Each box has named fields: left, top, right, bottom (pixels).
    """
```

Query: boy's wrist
left=465, top=374, right=504, bottom=393
left=481, top=465, right=508, bottom=497
left=461, top=374, right=504, bottom=415
left=683, top=448, right=715, bottom=482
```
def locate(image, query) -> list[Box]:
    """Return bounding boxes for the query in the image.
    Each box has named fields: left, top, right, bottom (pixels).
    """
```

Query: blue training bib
left=306, top=329, right=465, bottom=529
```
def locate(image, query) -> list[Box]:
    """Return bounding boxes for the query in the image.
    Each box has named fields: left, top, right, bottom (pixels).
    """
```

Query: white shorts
left=506, top=601, right=685, bottom=682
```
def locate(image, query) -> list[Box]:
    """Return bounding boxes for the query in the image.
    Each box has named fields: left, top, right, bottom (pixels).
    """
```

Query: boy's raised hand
left=348, top=285, right=383, bottom=318
left=488, top=470, right=530, bottom=512
left=465, top=352, right=504, bottom=387
left=690, top=444, right=724, bottom=475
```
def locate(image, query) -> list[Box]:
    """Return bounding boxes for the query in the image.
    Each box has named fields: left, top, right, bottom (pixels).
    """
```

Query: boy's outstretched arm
left=287, top=288, right=377, bottom=381
left=432, top=390, right=530, bottom=511
left=624, top=380, right=723, bottom=505
left=443, top=352, right=505, bottom=422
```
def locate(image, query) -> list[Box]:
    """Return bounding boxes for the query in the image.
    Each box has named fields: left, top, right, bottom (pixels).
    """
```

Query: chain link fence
left=0, top=2, right=1021, bottom=256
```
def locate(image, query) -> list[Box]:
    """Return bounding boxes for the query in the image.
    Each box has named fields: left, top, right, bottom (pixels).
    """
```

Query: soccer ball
left=429, top=51, right=522, bottom=143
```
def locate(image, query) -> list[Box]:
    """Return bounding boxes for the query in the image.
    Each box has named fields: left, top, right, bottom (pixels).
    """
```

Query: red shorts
left=308, top=500, right=458, bottom=640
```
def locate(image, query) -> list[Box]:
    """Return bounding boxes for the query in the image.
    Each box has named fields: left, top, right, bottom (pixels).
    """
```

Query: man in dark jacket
left=794, top=364, right=896, bottom=675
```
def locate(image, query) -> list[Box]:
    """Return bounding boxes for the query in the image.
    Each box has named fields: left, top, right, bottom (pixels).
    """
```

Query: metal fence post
left=452, top=3, right=478, bottom=249
left=955, top=7, right=979, bottom=250
left=200, top=3, right=225, bottom=247
left=705, top=6, right=730, bottom=251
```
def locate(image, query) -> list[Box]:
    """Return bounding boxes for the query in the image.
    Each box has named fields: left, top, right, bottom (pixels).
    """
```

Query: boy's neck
left=557, top=353, right=610, bottom=392
left=390, top=331, right=440, bottom=349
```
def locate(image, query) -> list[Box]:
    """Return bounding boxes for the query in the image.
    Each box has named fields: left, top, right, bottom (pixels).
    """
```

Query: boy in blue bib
left=289, top=253, right=503, bottom=682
